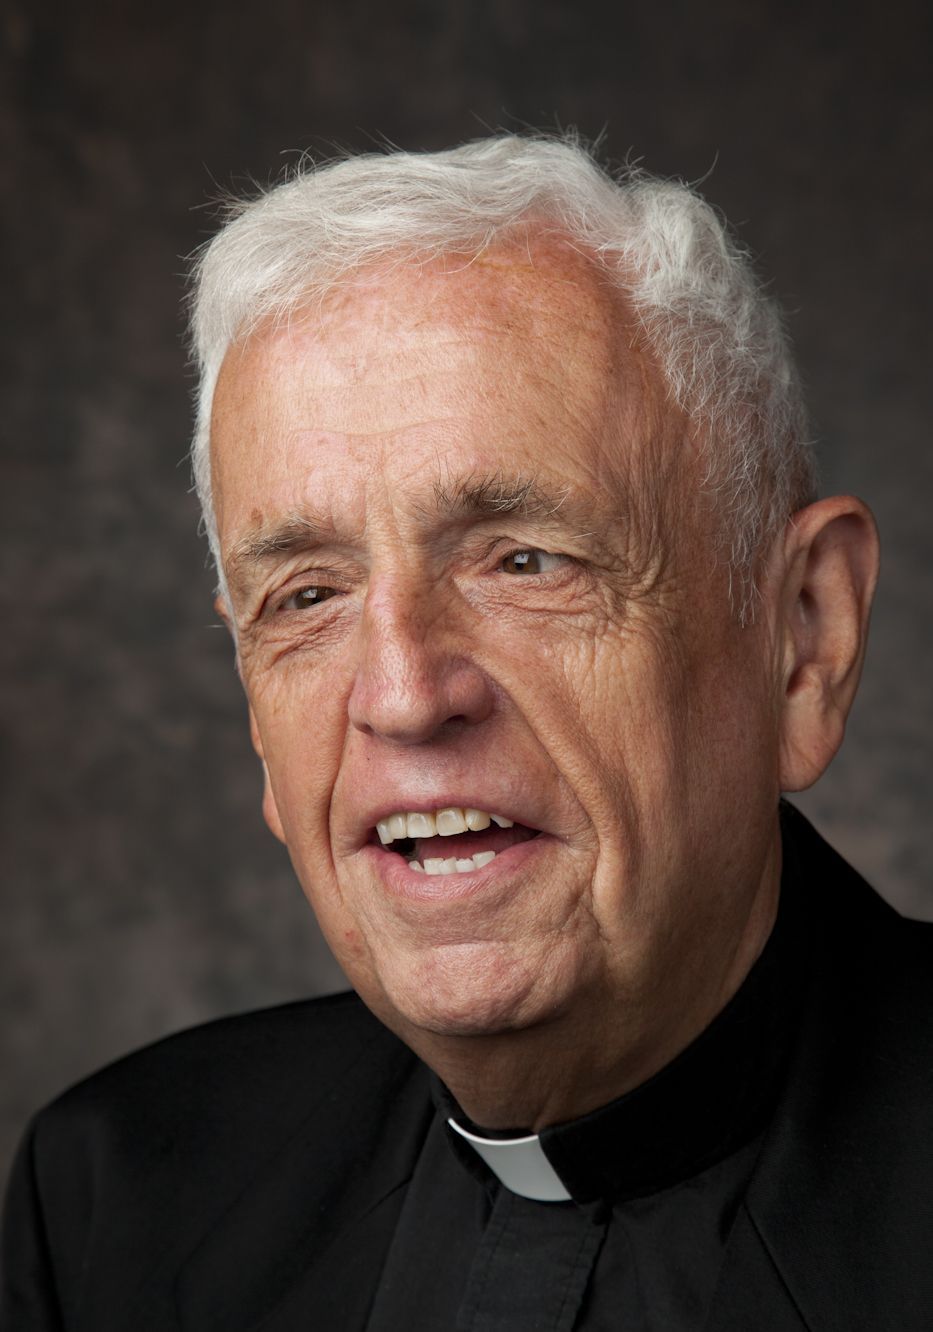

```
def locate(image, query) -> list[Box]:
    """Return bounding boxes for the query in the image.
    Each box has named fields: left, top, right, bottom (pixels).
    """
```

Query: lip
left=359, top=832, right=551, bottom=904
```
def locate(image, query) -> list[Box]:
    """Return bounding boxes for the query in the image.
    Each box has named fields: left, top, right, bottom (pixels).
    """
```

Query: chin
left=367, top=943, right=578, bottom=1044
left=369, top=940, right=570, bottom=1041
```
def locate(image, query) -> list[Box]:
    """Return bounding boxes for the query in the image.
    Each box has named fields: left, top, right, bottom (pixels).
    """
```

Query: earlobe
left=249, top=707, right=287, bottom=844
left=777, top=496, right=880, bottom=792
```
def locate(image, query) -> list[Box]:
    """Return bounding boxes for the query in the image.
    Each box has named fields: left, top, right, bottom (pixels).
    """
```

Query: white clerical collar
left=447, top=1118, right=572, bottom=1202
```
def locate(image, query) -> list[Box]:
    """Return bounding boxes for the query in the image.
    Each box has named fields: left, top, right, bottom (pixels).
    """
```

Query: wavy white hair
left=189, top=134, right=816, bottom=618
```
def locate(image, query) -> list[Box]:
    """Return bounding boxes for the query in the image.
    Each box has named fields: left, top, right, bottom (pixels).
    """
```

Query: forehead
left=209, top=238, right=675, bottom=550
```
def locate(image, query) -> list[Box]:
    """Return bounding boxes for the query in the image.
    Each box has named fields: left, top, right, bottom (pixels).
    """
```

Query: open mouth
left=371, top=806, right=541, bottom=875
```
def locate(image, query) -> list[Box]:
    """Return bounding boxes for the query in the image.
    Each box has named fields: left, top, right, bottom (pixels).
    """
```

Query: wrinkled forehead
left=299, top=233, right=631, bottom=351
left=216, top=235, right=664, bottom=423
left=209, top=239, right=687, bottom=558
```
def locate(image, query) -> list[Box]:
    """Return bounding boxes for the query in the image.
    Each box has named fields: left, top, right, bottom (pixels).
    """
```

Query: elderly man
left=3, top=135, right=931, bottom=1331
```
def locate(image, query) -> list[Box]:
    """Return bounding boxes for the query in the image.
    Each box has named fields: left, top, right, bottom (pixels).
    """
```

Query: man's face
left=211, top=242, right=783, bottom=1087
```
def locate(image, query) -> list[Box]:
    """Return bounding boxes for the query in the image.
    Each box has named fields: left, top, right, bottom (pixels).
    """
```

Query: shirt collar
left=446, top=1117, right=571, bottom=1201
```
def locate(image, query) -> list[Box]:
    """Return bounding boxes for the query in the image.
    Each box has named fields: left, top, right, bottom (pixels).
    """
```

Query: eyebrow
left=226, top=515, right=337, bottom=591
left=424, top=472, right=605, bottom=546
left=425, top=472, right=573, bottom=523
left=225, top=472, right=600, bottom=592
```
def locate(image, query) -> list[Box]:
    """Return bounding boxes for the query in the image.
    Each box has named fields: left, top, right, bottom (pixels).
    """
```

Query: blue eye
left=500, top=549, right=562, bottom=575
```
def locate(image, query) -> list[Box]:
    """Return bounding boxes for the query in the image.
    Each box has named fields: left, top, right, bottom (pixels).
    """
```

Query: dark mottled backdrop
left=2, top=0, right=931, bottom=1185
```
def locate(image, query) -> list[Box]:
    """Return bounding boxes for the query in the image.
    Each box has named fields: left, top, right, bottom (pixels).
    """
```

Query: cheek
left=254, top=671, right=374, bottom=964
left=562, top=621, right=691, bottom=783
left=247, top=664, right=349, bottom=848
left=486, top=613, right=689, bottom=845
left=531, top=609, right=761, bottom=889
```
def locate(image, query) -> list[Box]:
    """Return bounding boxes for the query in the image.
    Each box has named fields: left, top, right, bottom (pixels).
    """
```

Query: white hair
left=189, top=133, right=816, bottom=617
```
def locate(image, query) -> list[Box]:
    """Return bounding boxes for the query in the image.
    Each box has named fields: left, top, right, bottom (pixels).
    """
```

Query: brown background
left=2, top=0, right=931, bottom=1188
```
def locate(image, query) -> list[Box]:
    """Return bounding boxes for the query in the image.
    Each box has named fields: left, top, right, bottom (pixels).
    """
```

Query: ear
left=249, top=706, right=287, bottom=844
left=776, top=496, right=879, bottom=792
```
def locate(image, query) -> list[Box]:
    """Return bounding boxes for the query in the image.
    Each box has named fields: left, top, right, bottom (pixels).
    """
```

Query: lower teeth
left=413, top=850, right=497, bottom=875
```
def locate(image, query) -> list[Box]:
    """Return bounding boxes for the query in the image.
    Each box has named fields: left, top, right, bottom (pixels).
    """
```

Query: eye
left=499, top=548, right=564, bottom=575
left=279, top=584, right=340, bottom=612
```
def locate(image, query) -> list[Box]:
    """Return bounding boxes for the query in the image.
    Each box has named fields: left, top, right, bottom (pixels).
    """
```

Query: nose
left=347, top=582, right=495, bottom=745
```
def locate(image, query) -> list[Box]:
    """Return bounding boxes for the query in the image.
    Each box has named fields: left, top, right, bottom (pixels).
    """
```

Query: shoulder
left=784, top=801, right=933, bottom=1062
left=31, top=989, right=410, bottom=1166
left=750, top=809, right=933, bottom=1325
left=4, top=995, right=426, bottom=1327
left=47, top=988, right=392, bottom=1100
left=20, top=992, right=417, bottom=1237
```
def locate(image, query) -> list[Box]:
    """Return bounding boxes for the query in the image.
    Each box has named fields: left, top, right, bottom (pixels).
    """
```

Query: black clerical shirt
left=366, top=865, right=808, bottom=1332
left=9, top=810, right=933, bottom=1330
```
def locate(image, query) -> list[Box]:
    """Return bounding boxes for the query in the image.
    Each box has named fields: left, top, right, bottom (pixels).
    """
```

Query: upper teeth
left=376, top=807, right=514, bottom=845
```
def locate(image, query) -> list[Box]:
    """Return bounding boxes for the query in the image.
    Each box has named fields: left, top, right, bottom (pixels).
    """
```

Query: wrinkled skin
left=210, top=238, right=877, bottom=1129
